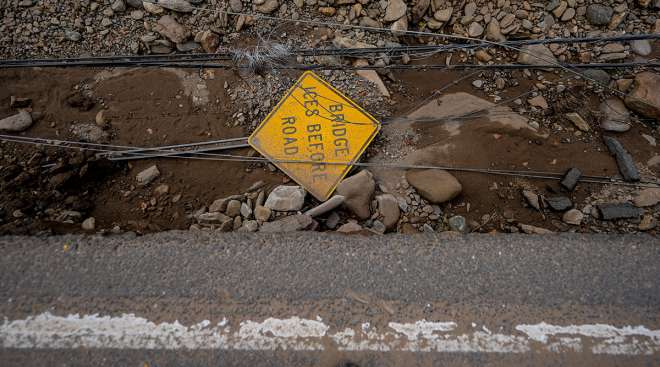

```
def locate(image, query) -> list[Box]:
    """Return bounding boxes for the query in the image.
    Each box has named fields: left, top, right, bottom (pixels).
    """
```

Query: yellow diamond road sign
left=248, top=71, right=381, bottom=201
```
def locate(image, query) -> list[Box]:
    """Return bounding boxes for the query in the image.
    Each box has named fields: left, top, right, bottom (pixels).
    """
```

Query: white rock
left=265, top=186, right=306, bottom=211
left=136, top=165, right=160, bottom=186
left=305, top=195, right=345, bottom=217
left=0, top=110, right=33, bottom=132
left=81, top=217, right=96, bottom=231
left=562, top=209, right=584, bottom=225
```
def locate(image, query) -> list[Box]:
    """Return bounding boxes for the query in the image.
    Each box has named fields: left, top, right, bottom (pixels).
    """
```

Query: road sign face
left=249, top=71, right=381, bottom=201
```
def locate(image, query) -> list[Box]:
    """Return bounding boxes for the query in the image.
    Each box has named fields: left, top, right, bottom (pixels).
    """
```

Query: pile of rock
left=183, top=166, right=470, bottom=234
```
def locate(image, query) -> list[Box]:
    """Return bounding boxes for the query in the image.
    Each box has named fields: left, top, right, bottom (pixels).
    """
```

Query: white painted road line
left=2, top=313, right=659, bottom=355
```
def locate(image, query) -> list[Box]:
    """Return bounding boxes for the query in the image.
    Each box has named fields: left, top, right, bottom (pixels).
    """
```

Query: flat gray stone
left=603, top=136, right=640, bottom=182
left=598, top=203, right=643, bottom=220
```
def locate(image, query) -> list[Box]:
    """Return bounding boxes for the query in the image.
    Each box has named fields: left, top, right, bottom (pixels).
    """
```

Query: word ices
left=281, top=86, right=350, bottom=183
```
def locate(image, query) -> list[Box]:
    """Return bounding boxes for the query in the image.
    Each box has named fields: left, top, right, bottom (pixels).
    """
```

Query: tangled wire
left=222, top=42, right=290, bottom=76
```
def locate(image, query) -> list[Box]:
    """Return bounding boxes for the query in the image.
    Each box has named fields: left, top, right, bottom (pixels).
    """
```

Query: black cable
left=1, top=33, right=658, bottom=66
left=2, top=60, right=655, bottom=70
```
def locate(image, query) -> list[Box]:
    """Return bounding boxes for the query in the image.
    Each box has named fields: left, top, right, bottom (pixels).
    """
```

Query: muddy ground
left=0, top=48, right=659, bottom=235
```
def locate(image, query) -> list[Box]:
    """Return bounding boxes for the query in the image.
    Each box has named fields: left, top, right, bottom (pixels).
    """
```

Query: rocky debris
left=0, top=111, right=33, bottom=132
left=625, top=72, right=660, bottom=120
left=485, top=20, right=505, bottom=42
left=356, top=69, right=391, bottom=98
left=586, top=4, right=613, bottom=25
left=155, top=15, right=190, bottom=44
left=154, top=0, right=193, bottom=12
left=639, top=215, right=657, bottom=231
left=69, top=123, right=109, bottom=143
left=136, top=165, right=160, bottom=186
left=240, top=202, right=252, bottom=218
left=260, top=214, right=313, bottom=232
left=325, top=212, right=340, bottom=229
left=256, top=0, right=279, bottom=14
left=565, top=112, right=590, bottom=132
left=64, top=30, right=81, bottom=42
left=209, top=196, right=231, bottom=212
left=405, top=169, right=462, bottom=204
left=562, top=209, right=583, bottom=225
left=265, top=186, right=306, bottom=211
left=337, top=221, right=363, bottom=233
left=633, top=188, right=660, bottom=207
left=581, top=69, right=610, bottom=86
left=197, top=211, right=231, bottom=225
left=599, top=98, right=631, bottom=132
left=522, top=190, right=541, bottom=210
left=545, top=196, right=572, bottom=211
left=239, top=220, right=259, bottom=232
left=597, top=203, right=643, bottom=220
left=254, top=205, right=272, bottom=222
left=560, top=168, right=582, bottom=192
left=335, top=170, right=375, bottom=219
left=376, top=194, right=400, bottom=230
left=468, top=22, right=484, bottom=37
left=631, top=40, right=652, bottom=56
left=95, top=110, right=108, bottom=127
left=384, top=0, right=407, bottom=22
left=603, top=136, right=640, bottom=182
left=519, top=223, right=554, bottom=234
left=81, top=217, right=96, bottom=231
left=229, top=0, right=243, bottom=12
left=517, top=44, right=558, bottom=66
left=411, top=0, right=430, bottom=23
left=143, top=2, right=165, bottom=14
left=528, top=95, right=549, bottom=110
left=305, top=195, right=345, bottom=217
left=196, top=30, right=220, bottom=53
left=225, top=199, right=242, bottom=217
left=154, top=184, right=169, bottom=196
left=371, top=220, right=386, bottom=234
left=448, top=215, right=467, bottom=232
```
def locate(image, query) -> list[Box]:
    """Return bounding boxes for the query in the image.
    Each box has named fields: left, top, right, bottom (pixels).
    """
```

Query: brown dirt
left=0, top=67, right=285, bottom=234
left=0, top=65, right=657, bottom=235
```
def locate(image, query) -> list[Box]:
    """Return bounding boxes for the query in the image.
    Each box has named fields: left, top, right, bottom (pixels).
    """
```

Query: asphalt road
left=0, top=232, right=658, bottom=366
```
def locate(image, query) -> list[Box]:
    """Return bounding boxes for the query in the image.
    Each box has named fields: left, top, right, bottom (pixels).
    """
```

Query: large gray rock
left=586, top=4, right=613, bottom=25
left=405, top=169, right=462, bottom=204
left=260, top=214, right=313, bottom=232
left=517, top=44, right=558, bottom=66
left=625, top=72, right=660, bottom=120
left=265, top=186, right=306, bottom=211
left=597, top=203, right=643, bottom=220
left=335, top=170, right=375, bottom=219
left=376, top=194, right=400, bottom=230
left=154, top=15, right=190, bottom=43
left=0, top=110, right=32, bottom=132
